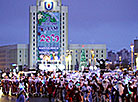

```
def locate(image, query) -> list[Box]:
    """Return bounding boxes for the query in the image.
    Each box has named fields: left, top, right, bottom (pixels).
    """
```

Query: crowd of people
left=0, top=69, right=138, bottom=102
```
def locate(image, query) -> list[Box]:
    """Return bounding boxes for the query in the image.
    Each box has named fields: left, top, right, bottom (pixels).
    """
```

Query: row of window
left=32, top=12, right=64, bottom=16
left=75, top=54, right=104, bottom=58
left=62, top=13, right=65, bottom=50
left=85, top=50, right=104, bottom=53
left=32, top=12, right=36, bottom=42
left=74, top=50, right=104, bottom=53
left=32, top=13, right=36, bottom=62
left=86, top=54, right=104, bottom=57
left=19, top=54, right=27, bottom=58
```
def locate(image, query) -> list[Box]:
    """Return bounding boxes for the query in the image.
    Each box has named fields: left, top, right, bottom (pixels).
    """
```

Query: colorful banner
left=37, top=11, right=60, bottom=61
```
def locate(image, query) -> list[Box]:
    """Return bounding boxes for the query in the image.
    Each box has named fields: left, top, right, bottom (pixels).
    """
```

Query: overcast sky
left=0, top=0, right=138, bottom=52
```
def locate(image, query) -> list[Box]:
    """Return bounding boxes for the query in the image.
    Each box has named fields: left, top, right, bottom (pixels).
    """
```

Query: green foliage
left=79, top=49, right=87, bottom=69
left=38, top=11, right=57, bottom=25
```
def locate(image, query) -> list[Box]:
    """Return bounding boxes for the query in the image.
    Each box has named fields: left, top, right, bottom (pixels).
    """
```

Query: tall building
left=134, top=39, right=138, bottom=66
left=29, top=0, right=68, bottom=69
left=134, top=39, right=138, bottom=53
left=0, top=44, right=28, bottom=71
left=68, top=44, right=106, bottom=70
left=116, top=48, right=130, bottom=65
left=107, top=50, right=116, bottom=63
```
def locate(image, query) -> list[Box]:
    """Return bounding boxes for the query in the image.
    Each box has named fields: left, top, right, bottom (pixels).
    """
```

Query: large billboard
left=37, top=11, right=60, bottom=61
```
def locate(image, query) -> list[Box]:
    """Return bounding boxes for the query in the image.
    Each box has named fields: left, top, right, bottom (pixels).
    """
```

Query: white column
left=130, top=43, right=134, bottom=70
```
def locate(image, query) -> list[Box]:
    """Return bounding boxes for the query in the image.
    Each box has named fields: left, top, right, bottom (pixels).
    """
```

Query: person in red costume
left=47, top=78, right=54, bottom=102
left=65, top=80, right=74, bottom=102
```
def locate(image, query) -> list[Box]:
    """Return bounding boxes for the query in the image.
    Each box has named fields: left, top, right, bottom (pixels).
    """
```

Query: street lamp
left=89, top=59, right=91, bottom=66
left=91, top=49, right=95, bottom=70
left=130, top=43, right=134, bottom=70
left=136, top=56, right=138, bottom=70
left=68, top=54, right=72, bottom=71
left=119, top=56, right=121, bottom=69
left=65, top=55, right=69, bottom=71
left=135, top=53, right=138, bottom=70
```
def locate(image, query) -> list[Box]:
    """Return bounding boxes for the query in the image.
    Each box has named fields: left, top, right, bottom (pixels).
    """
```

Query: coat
left=16, top=94, right=25, bottom=102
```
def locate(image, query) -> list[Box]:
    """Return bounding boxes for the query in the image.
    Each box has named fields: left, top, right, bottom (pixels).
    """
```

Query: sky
left=0, top=0, right=138, bottom=52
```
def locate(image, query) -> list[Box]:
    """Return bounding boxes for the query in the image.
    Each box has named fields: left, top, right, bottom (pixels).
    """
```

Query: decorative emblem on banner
left=45, top=2, right=53, bottom=10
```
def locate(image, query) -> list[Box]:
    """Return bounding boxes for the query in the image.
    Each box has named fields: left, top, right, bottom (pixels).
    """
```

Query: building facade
left=29, top=0, right=68, bottom=69
left=134, top=39, right=138, bottom=66
left=107, top=50, right=116, bottom=63
left=0, top=44, right=28, bottom=71
left=116, top=48, right=130, bottom=63
left=68, top=44, right=106, bottom=70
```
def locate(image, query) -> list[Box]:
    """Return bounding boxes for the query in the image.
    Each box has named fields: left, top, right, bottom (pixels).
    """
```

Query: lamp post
left=130, top=43, right=134, bottom=70
left=65, top=55, right=69, bottom=71
left=136, top=56, right=138, bottom=70
left=134, top=53, right=138, bottom=70
left=89, top=59, right=91, bottom=66
left=91, top=49, right=95, bottom=70
left=68, top=54, right=72, bottom=71
left=119, top=56, right=121, bottom=69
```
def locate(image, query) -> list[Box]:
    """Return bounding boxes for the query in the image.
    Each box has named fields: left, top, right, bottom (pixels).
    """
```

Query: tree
left=79, top=49, right=87, bottom=71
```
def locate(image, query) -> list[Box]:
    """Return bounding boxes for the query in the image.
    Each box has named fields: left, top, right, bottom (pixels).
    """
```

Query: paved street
left=0, top=89, right=49, bottom=102
left=0, top=95, right=49, bottom=102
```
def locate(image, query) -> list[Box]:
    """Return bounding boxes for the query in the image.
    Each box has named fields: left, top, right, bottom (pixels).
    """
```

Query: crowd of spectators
left=0, top=69, right=138, bottom=102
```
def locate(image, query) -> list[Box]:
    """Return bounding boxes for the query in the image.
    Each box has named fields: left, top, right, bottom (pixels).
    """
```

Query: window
left=33, top=56, right=35, bottom=59
left=86, top=50, right=88, bottom=53
left=96, top=50, right=98, bottom=53
left=101, top=50, right=103, bottom=53
left=33, top=35, right=35, bottom=37
left=33, top=48, right=35, bottom=50
left=63, top=34, right=64, bottom=37
left=86, top=59, right=88, bottom=61
left=20, top=50, right=21, bottom=53
left=63, top=26, right=64, bottom=29
left=39, top=2, right=41, bottom=6
left=33, top=26, right=35, bottom=29
left=63, top=22, right=64, bottom=24
left=86, top=55, right=88, bottom=57
left=63, top=43, right=64, bottom=46
left=70, top=51, right=73, bottom=54
left=33, top=13, right=35, bottom=15
left=33, top=17, right=35, bottom=20
left=20, top=59, right=21, bottom=62
left=101, top=55, right=103, bottom=57
left=33, top=52, right=35, bottom=55
left=33, top=43, right=35, bottom=46
left=76, top=50, right=77, bottom=53
left=63, top=30, right=64, bottom=33
left=63, top=17, right=64, bottom=20
left=76, top=55, right=77, bottom=57
left=63, top=13, right=64, bottom=16
left=20, top=55, right=21, bottom=57
left=96, top=55, right=98, bottom=57
left=33, top=39, right=35, bottom=41
left=63, top=39, right=64, bottom=42
left=33, top=21, right=35, bottom=24
left=33, top=30, right=35, bottom=33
